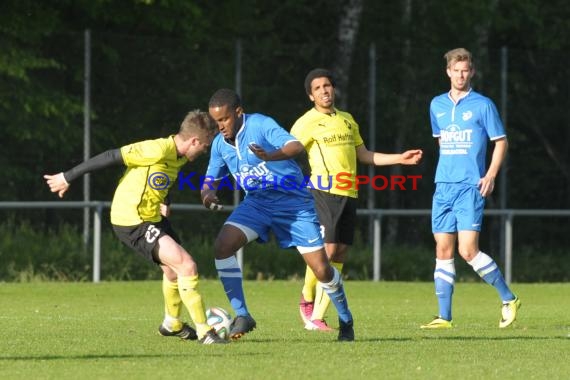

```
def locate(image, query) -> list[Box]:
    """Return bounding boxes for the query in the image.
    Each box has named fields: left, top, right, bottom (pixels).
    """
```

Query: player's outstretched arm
left=43, top=149, right=123, bottom=198
left=357, top=145, right=423, bottom=166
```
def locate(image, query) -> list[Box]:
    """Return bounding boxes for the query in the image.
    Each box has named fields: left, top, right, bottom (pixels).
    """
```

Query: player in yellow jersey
left=44, top=110, right=227, bottom=344
left=291, top=68, right=423, bottom=331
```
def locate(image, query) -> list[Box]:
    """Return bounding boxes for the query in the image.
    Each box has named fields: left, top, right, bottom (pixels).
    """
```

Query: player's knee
left=309, top=263, right=329, bottom=282
left=457, top=246, right=478, bottom=261
left=183, top=259, right=198, bottom=276
left=435, top=243, right=453, bottom=257
left=213, top=239, right=237, bottom=260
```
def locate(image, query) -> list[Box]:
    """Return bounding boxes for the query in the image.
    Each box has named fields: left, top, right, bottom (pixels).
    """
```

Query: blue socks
left=434, top=258, right=455, bottom=321
left=321, top=267, right=353, bottom=323
left=433, top=252, right=515, bottom=321
left=215, top=256, right=249, bottom=317
left=468, top=251, right=515, bottom=302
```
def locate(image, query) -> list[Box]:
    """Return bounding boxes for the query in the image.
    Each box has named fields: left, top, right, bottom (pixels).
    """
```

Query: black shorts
left=311, top=189, right=357, bottom=245
left=112, top=218, right=181, bottom=265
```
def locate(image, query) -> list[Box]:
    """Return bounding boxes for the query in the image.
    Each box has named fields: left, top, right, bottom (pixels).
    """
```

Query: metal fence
left=7, top=34, right=569, bottom=279
left=2, top=201, right=568, bottom=283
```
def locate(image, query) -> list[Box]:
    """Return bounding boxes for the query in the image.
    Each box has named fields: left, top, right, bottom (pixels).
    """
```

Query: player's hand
left=478, top=177, right=495, bottom=197
left=401, top=149, right=423, bottom=165
left=478, top=176, right=495, bottom=197
left=249, top=143, right=270, bottom=161
left=43, top=172, right=70, bottom=198
left=160, top=203, right=171, bottom=217
left=201, top=192, right=223, bottom=211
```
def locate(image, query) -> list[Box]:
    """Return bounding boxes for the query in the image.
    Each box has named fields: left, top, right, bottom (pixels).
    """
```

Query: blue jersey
left=430, top=89, right=506, bottom=185
left=206, top=113, right=312, bottom=202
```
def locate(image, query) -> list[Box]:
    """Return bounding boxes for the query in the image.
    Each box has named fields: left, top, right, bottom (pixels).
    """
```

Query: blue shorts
left=431, top=183, right=485, bottom=233
left=226, top=192, right=323, bottom=250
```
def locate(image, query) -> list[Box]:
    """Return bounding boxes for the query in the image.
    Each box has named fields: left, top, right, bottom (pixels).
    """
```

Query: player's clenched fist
left=201, top=191, right=223, bottom=211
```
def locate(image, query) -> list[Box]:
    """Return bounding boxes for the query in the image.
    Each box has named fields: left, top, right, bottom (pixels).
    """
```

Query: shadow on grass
left=190, top=335, right=570, bottom=343
left=413, top=335, right=569, bottom=341
left=2, top=335, right=566, bottom=361
left=0, top=350, right=270, bottom=361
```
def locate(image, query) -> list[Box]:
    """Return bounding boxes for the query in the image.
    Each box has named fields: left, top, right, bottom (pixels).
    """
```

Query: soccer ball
left=206, top=307, right=233, bottom=340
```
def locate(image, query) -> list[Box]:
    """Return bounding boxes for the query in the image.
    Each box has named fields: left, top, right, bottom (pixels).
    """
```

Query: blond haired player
left=44, top=110, right=227, bottom=344
left=421, top=48, right=520, bottom=329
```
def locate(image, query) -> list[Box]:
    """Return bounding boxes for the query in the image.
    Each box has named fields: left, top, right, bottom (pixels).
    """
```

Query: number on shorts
left=145, top=225, right=161, bottom=243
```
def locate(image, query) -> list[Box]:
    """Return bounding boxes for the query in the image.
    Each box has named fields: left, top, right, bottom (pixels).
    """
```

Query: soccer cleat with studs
left=229, top=314, right=257, bottom=340
left=299, top=295, right=314, bottom=326
left=499, top=296, right=521, bottom=328
left=198, top=329, right=229, bottom=344
left=305, top=319, right=334, bottom=332
left=338, top=318, right=354, bottom=341
left=158, top=322, right=198, bottom=340
left=420, top=317, right=453, bottom=329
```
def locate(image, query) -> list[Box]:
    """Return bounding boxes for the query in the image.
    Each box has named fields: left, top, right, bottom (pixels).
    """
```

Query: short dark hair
left=304, top=68, right=335, bottom=95
left=209, top=88, right=242, bottom=109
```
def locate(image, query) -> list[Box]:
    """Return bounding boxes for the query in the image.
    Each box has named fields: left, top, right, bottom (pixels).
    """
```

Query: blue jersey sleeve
left=205, top=135, right=230, bottom=180
left=259, top=115, right=298, bottom=148
left=481, top=99, right=506, bottom=140
left=430, top=98, right=441, bottom=138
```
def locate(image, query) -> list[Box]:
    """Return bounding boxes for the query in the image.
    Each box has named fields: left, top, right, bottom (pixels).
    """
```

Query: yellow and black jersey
left=290, top=108, right=363, bottom=198
left=110, top=136, right=187, bottom=226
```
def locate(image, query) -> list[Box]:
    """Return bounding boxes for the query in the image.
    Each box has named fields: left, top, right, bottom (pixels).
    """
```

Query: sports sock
left=468, top=251, right=515, bottom=302
left=320, top=267, right=352, bottom=323
left=301, top=266, right=318, bottom=302
left=162, top=274, right=183, bottom=331
left=312, top=261, right=343, bottom=320
left=178, top=275, right=210, bottom=338
left=162, top=314, right=182, bottom=332
left=434, top=258, right=455, bottom=321
left=215, top=256, right=249, bottom=317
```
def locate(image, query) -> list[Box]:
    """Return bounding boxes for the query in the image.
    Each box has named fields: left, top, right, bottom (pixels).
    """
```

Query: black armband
left=63, top=149, right=123, bottom=183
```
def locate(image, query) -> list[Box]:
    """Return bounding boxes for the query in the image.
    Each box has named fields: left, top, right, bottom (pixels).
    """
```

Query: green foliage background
left=1, top=0, right=569, bottom=281
left=1, top=220, right=568, bottom=282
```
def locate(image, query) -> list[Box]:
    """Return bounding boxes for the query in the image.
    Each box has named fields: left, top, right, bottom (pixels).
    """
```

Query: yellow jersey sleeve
left=110, top=137, right=188, bottom=226
left=120, top=139, right=166, bottom=167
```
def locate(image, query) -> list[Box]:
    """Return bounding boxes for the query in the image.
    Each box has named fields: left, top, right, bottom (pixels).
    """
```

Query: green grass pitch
left=1, top=281, right=568, bottom=379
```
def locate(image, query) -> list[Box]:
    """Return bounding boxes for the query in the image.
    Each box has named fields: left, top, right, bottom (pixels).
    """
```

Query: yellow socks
left=302, top=266, right=318, bottom=302
left=178, top=275, right=210, bottom=338
left=162, top=275, right=183, bottom=331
